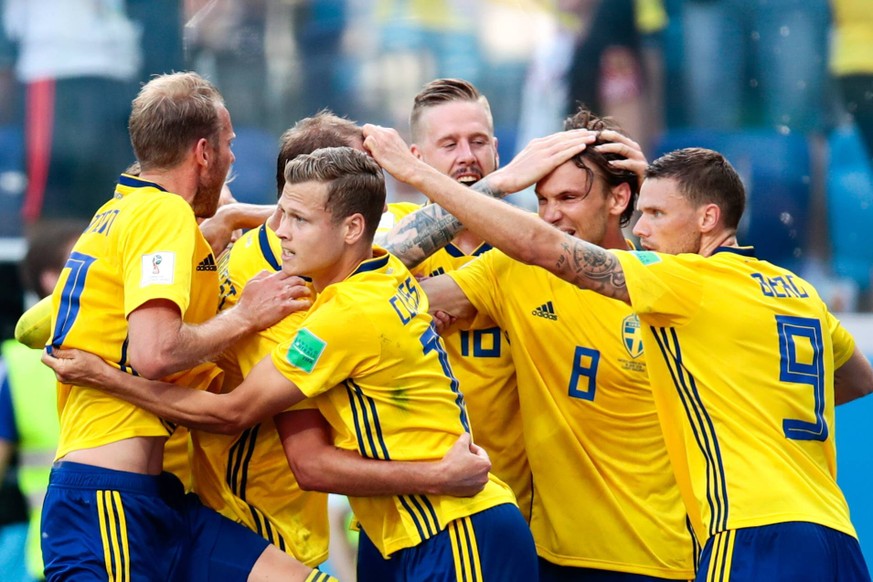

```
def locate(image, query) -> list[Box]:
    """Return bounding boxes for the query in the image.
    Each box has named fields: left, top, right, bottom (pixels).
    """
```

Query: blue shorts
left=41, top=461, right=270, bottom=582
left=357, top=503, right=537, bottom=581
left=539, top=557, right=682, bottom=581
left=697, top=521, right=870, bottom=581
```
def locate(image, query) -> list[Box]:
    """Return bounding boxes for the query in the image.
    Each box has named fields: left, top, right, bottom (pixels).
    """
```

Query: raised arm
left=379, top=130, right=599, bottom=269
left=378, top=204, right=466, bottom=269
left=42, top=348, right=306, bottom=434
left=276, top=409, right=490, bottom=497
left=834, top=347, right=873, bottom=405
left=364, top=125, right=631, bottom=303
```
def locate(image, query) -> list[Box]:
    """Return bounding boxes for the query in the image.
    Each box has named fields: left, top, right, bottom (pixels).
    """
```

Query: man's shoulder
left=114, top=189, right=197, bottom=231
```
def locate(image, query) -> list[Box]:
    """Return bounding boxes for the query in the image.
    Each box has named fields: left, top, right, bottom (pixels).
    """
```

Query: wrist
left=475, top=174, right=508, bottom=199
left=422, top=460, right=446, bottom=496
left=224, top=304, right=256, bottom=337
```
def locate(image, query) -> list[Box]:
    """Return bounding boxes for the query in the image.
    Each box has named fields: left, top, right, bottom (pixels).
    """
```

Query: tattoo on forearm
left=384, top=181, right=506, bottom=269
left=558, top=236, right=629, bottom=302
left=384, top=206, right=462, bottom=268
left=471, top=180, right=505, bottom=201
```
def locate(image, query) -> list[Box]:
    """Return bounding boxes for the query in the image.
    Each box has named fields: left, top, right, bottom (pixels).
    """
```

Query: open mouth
left=455, top=174, right=480, bottom=186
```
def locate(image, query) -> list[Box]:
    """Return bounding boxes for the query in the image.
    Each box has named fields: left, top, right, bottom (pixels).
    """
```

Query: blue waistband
left=49, top=461, right=183, bottom=498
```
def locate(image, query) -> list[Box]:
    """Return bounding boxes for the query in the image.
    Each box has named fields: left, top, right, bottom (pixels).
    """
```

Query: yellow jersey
left=50, top=174, right=222, bottom=461
left=614, top=246, right=857, bottom=543
left=448, top=249, right=695, bottom=578
left=416, top=243, right=530, bottom=521
left=272, top=249, right=517, bottom=558
left=192, top=222, right=329, bottom=566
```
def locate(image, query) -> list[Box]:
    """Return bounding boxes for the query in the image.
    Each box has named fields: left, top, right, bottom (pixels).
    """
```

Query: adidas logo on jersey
left=532, top=301, right=557, bottom=320
left=196, top=254, right=217, bottom=271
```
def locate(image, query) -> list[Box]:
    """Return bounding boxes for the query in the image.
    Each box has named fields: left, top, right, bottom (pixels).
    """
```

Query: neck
left=451, top=229, right=484, bottom=254
left=601, top=226, right=630, bottom=251
left=138, top=168, right=197, bottom=206
left=311, top=246, right=374, bottom=293
left=699, top=231, right=739, bottom=257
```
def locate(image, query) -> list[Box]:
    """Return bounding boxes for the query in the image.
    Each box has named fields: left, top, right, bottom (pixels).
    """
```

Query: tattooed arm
left=364, top=124, right=631, bottom=304
left=378, top=203, right=465, bottom=269
left=378, top=129, right=599, bottom=269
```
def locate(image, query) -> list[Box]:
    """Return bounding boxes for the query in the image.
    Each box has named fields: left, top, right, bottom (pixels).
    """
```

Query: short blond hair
left=129, top=72, right=225, bottom=171
left=409, top=78, right=493, bottom=142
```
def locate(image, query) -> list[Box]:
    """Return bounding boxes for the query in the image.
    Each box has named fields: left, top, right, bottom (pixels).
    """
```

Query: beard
left=192, top=167, right=226, bottom=218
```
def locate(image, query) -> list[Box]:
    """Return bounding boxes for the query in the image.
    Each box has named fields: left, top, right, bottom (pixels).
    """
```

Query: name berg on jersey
left=750, top=273, right=809, bottom=299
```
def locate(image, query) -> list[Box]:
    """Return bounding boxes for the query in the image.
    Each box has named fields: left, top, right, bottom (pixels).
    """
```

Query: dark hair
left=284, top=147, right=385, bottom=243
left=646, top=148, right=746, bottom=231
left=129, top=72, right=225, bottom=171
left=275, top=111, right=363, bottom=199
left=562, top=106, right=639, bottom=227
left=410, top=78, right=493, bottom=141
left=21, top=220, right=88, bottom=297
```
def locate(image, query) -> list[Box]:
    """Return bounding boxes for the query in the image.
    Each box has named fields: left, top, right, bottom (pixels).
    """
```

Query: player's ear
left=194, top=138, right=210, bottom=169
left=608, top=182, right=631, bottom=217
left=699, top=203, right=721, bottom=233
left=343, top=213, right=366, bottom=245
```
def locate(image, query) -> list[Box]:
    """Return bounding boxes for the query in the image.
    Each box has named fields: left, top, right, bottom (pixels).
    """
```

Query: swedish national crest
left=622, top=314, right=644, bottom=358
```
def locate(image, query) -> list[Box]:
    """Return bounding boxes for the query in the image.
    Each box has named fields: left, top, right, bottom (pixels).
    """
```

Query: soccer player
left=42, top=71, right=321, bottom=581
left=363, top=128, right=873, bottom=581
left=394, top=78, right=531, bottom=527
left=44, top=146, right=539, bottom=581
left=419, top=107, right=696, bottom=580
left=199, top=111, right=492, bottom=569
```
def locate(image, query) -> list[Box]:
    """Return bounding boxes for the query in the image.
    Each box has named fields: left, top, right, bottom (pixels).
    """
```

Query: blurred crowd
left=0, top=0, right=870, bottom=309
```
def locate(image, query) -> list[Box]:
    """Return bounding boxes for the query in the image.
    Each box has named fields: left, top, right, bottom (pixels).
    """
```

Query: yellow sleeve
left=121, top=195, right=198, bottom=317
left=272, top=295, right=381, bottom=399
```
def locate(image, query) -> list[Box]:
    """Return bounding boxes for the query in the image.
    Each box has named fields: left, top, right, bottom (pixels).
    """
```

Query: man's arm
left=364, top=125, right=631, bottom=303
left=379, top=204, right=465, bottom=269
left=127, top=271, right=310, bottom=379
left=379, top=130, right=599, bottom=269
left=834, top=347, right=873, bottom=405
left=199, top=202, right=275, bottom=257
left=275, top=409, right=490, bottom=497
left=43, top=348, right=305, bottom=434
left=420, top=275, right=478, bottom=320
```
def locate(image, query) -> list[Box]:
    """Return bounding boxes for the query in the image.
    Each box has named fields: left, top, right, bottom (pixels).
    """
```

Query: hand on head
left=594, top=129, right=648, bottom=186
